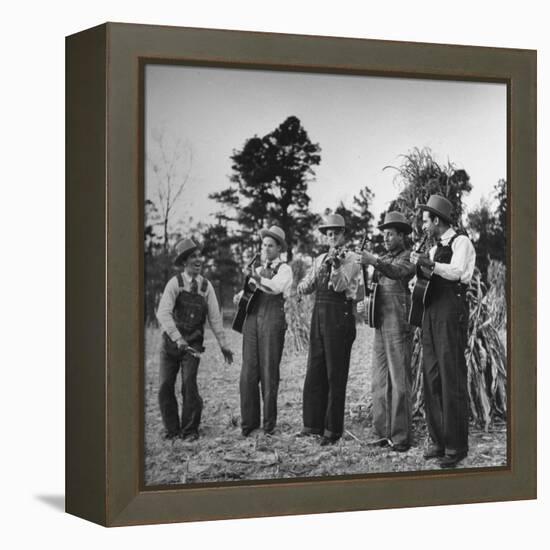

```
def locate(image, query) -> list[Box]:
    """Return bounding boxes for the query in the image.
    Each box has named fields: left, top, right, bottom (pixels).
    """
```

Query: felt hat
left=418, top=194, right=454, bottom=224
left=174, top=238, right=201, bottom=266
left=377, top=211, right=413, bottom=234
left=318, top=213, right=346, bottom=234
left=259, top=225, right=287, bottom=252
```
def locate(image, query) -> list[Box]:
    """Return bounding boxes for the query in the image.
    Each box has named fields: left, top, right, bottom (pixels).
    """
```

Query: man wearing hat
left=410, top=194, right=476, bottom=468
left=156, top=238, right=234, bottom=441
left=358, top=211, right=416, bottom=452
left=297, top=213, right=361, bottom=446
left=234, top=225, right=293, bottom=436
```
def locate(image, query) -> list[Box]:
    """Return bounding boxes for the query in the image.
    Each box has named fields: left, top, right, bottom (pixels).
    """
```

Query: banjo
left=360, top=233, right=379, bottom=329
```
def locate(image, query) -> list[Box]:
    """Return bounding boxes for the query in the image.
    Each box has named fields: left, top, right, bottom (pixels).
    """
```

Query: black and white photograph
left=5, top=0, right=546, bottom=544
left=143, top=64, right=508, bottom=486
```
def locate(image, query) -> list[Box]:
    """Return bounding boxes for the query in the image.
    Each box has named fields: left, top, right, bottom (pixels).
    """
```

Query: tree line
left=145, top=116, right=506, bottom=325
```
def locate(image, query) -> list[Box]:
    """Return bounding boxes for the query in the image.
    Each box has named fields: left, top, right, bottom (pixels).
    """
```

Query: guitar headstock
left=411, top=232, right=432, bottom=254
left=248, top=253, right=260, bottom=268
left=360, top=231, right=369, bottom=252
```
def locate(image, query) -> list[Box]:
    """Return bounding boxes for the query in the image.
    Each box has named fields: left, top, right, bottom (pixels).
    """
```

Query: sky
left=145, top=64, right=506, bottom=231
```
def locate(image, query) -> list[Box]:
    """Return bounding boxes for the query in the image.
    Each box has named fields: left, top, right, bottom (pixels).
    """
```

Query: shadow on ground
left=36, top=494, right=65, bottom=512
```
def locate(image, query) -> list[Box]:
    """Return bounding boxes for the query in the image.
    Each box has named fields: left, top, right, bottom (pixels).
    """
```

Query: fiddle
left=324, top=245, right=351, bottom=267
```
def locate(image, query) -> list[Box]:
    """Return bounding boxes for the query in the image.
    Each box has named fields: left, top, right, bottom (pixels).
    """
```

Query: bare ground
left=144, top=325, right=507, bottom=486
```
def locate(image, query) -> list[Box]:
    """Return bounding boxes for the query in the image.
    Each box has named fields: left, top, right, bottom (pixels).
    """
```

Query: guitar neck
left=242, top=253, right=259, bottom=290
left=415, top=233, right=429, bottom=253
left=359, top=232, right=371, bottom=295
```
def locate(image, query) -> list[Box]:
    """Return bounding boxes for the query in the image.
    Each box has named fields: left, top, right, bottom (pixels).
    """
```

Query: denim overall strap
left=173, top=278, right=208, bottom=350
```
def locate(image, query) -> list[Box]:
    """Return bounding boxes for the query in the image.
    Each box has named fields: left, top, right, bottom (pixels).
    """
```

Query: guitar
left=232, top=253, right=260, bottom=333
left=408, top=234, right=434, bottom=327
left=360, top=233, right=379, bottom=329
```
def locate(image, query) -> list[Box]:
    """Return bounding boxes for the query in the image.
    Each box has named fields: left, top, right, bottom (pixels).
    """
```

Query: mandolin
left=408, top=234, right=434, bottom=327
left=232, top=253, right=260, bottom=333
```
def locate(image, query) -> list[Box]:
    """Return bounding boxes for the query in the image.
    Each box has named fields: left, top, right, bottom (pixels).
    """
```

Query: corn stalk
left=285, top=293, right=313, bottom=355
left=285, top=258, right=314, bottom=355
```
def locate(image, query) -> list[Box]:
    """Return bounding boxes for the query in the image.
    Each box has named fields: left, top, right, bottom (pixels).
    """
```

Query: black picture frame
left=66, top=22, right=536, bottom=526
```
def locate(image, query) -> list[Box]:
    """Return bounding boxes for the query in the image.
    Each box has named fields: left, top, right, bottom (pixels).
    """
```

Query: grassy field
left=144, top=323, right=507, bottom=486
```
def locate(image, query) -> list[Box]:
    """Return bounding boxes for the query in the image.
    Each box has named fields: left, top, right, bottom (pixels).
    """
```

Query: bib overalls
left=158, top=275, right=208, bottom=438
left=302, top=260, right=356, bottom=441
left=240, top=263, right=287, bottom=435
left=371, top=256, right=413, bottom=447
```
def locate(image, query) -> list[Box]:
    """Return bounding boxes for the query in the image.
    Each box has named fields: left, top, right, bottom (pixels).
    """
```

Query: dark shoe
left=182, top=431, right=199, bottom=442
left=367, top=438, right=389, bottom=447
left=163, top=431, right=179, bottom=440
left=296, top=429, right=319, bottom=438
left=391, top=443, right=410, bottom=453
left=439, top=451, right=467, bottom=469
left=423, top=446, right=445, bottom=460
left=242, top=428, right=255, bottom=437
left=320, top=436, right=339, bottom=446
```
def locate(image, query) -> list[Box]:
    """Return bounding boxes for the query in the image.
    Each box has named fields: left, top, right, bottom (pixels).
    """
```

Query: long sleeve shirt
left=250, top=258, right=293, bottom=297
left=374, top=246, right=416, bottom=282
left=156, top=271, right=228, bottom=348
left=428, top=228, right=476, bottom=284
left=299, top=250, right=361, bottom=300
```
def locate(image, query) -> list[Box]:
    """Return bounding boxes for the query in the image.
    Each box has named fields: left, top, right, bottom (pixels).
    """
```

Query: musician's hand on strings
left=410, top=251, right=430, bottom=267
left=244, top=266, right=261, bottom=284
left=357, top=250, right=378, bottom=266
left=325, top=248, right=336, bottom=263
left=327, top=247, right=343, bottom=269
left=357, top=299, right=366, bottom=314
left=233, top=290, right=243, bottom=305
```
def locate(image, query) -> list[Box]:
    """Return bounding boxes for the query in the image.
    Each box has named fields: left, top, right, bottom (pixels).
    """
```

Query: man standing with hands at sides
left=235, top=226, right=293, bottom=437
left=156, top=238, right=234, bottom=442
left=358, top=211, right=416, bottom=452
left=410, top=195, right=476, bottom=468
left=297, top=213, right=361, bottom=446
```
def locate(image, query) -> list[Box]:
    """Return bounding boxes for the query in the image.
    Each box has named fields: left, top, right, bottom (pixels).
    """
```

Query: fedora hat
left=260, top=225, right=287, bottom=252
left=378, top=211, right=413, bottom=234
left=418, top=194, right=454, bottom=224
left=174, top=238, right=201, bottom=266
left=318, top=213, right=346, bottom=234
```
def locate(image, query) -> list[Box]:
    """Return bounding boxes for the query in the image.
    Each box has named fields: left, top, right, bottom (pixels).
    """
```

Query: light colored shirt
left=429, top=228, right=476, bottom=284
left=299, top=250, right=361, bottom=300
left=251, top=258, right=293, bottom=297
left=156, top=271, right=228, bottom=348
